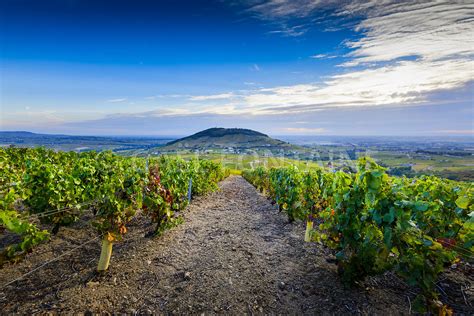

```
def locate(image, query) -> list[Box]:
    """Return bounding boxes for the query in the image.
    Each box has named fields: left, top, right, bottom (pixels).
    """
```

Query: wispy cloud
left=282, top=127, right=326, bottom=134
left=340, top=1, right=474, bottom=67
left=226, top=1, right=474, bottom=115
left=245, top=0, right=338, bottom=36
left=310, top=53, right=337, bottom=59
left=106, top=98, right=127, bottom=103
left=268, top=24, right=307, bottom=37
left=189, top=93, right=235, bottom=101
left=246, top=0, right=331, bottom=19
left=240, top=58, right=472, bottom=113
left=99, top=1, right=472, bottom=118
left=144, top=94, right=190, bottom=100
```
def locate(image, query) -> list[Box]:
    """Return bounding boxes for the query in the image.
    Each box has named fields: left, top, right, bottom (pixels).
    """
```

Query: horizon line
left=1, top=130, right=473, bottom=139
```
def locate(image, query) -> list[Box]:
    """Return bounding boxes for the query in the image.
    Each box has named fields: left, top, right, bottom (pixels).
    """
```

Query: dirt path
left=0, top=176, right=471, bottom=314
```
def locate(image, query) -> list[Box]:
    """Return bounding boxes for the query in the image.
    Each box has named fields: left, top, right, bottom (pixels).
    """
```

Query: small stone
left=451, top=264, right=457, bottom=269
left=232, top=247, right=237, bottom=251
left=147, top=260, right=152, bottom=265
left=278, top=281, right=285, bottom=290
left=86, top=281, right=99, bottom=287
left=184, top=272, right=192, bottom=280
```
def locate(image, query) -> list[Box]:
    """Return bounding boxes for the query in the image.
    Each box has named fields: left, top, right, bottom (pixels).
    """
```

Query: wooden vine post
left=304, top=219, right=313, bottom=242
left=97, top=236, right=113, bottom=271
left=188, top=177, right=192, bottom=202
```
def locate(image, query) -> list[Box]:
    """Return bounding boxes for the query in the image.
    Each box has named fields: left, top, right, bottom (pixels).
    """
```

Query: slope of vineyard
left=0, top=176, right=472, bottom=314
left=1, top=148, right=472, bottom=313
left=0, top=147, right=228, bottom=269
left=243, top=158, right=473, bottom=312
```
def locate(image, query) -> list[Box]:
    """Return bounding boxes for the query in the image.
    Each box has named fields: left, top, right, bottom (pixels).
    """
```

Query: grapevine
left=243, top=157, right=473, bottom=311
left=0, top=147, right=228, bottom=271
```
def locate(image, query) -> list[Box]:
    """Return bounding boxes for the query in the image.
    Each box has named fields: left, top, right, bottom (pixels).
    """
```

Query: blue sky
left=1, top=0, right=473, bottom=136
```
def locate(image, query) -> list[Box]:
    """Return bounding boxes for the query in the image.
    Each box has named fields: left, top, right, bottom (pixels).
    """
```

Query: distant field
left=165, top=153, right=325, bottom=175
left=369, top=151, right=473, bottom=170
left=162, top=150, right=474, bottom=181
left=368, top=151, right=474, bottom=181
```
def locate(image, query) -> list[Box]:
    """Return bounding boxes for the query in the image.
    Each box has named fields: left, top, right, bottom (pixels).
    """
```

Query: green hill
left=162, top=128, right=294, bottom=151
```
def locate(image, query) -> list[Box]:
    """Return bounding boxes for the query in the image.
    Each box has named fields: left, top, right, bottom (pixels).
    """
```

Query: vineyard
left=0, top=148, right=472, bottom=313
left=0, top=147, right=228, bottom=271
left=243, top=157, right=473, bottom=312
